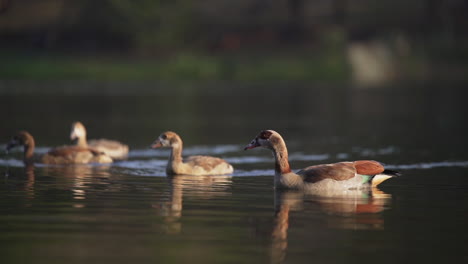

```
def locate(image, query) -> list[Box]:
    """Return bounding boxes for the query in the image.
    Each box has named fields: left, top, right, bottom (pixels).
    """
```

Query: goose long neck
left=271, top=139, right=292, bottom=174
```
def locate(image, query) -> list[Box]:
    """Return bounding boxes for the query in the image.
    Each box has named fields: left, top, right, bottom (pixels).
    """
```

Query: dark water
left=1, top=82, right=468, bottom=263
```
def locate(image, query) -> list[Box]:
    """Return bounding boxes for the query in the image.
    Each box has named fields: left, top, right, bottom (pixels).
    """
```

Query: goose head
left=151, top=131, right=182, bottom=149
left=244, top=130, right=281, bottom=151
left=70, top=121, right=86, bottom=141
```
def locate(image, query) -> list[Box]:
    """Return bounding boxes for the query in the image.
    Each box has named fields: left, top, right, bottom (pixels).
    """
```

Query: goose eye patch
left=259, top=131, right=272, bottom=139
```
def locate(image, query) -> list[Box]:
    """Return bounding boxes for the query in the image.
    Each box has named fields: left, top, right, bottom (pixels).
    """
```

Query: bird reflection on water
left=152, top=174, right=233, bottom=234
left=270, top=187, right=392, bottom=264
left=3, top=163, right=112, bottom=209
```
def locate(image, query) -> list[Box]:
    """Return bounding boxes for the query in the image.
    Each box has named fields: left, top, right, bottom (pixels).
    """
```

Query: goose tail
left=371, top=169, right=401, bottom=186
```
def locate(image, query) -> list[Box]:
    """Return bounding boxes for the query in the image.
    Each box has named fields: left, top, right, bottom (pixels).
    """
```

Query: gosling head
left=6, top=131, right=34, bottom=153
left=151, top=131, right=182, bottom=149
left=70, top=121, right=86, bottom=141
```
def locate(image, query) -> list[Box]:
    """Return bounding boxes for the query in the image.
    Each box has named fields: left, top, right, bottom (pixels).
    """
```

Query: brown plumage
left=151, top=131, right=234, bottom=176
left=6, top=131, right=113, bottom=165
left=298, top=162, right=357, bottom=183
left=354, top=160, right=385, bottom=175
left=245, top=130, right=399, bottom=190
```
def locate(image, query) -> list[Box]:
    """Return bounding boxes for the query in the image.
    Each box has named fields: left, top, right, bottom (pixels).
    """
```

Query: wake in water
left=386, top=161, right=468, bottom=170
left=1, top=144, right=468, bottom=176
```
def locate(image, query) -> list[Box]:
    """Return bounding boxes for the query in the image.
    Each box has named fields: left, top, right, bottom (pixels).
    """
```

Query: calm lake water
left=1, top=81, right=468, bottom=263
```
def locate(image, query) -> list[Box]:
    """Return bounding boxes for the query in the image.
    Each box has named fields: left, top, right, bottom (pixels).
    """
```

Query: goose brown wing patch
left=354, top=160, right=385, bottom=175
left=297, top=162, right=356, bottom=183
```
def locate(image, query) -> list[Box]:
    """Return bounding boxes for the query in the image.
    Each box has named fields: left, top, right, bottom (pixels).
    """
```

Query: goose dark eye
left=260, top=131, right=272, bottom=139
left=161, top=134, right=167, bottom=140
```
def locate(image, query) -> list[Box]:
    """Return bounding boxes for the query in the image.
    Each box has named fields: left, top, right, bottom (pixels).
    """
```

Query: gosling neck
left=23, top=140, right=35, bottom=165
left=76, top=133, right=88, bottom=147
left=77, top=137, right=87, bottom=147
left=166, top=141, right=183, bottom=175
left=169, top=141, right=183, bottom=164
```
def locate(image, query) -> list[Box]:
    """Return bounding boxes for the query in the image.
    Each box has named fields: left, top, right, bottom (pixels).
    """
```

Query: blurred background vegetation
left=0, top=0, right=467, bottom=83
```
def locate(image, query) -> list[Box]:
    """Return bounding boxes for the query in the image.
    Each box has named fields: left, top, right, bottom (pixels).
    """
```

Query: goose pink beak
left=244, top=142, right=259, bottom=150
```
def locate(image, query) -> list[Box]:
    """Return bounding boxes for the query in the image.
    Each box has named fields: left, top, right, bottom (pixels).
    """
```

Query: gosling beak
left=151, top=140, right=162, bottom=149
left=70, top=130, right=77, bottom=141
left=5, top=139, right=18, bottom=154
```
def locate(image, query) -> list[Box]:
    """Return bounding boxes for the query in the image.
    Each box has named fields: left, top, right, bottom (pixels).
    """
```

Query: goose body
left=151, top=131, right=234, bottom=176
left=6, top=131, right=113, bottom=165
left=70, top=121, right=129, bottom=159
left=245, top=130, right=399, bottom=190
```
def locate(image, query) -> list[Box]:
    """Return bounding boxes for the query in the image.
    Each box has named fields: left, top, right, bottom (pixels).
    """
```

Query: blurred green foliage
left=104, top=0, right=194, bottom=51
left=0, top=51, right=349, bottom=81
left=0, top=0, right=467, bottom=81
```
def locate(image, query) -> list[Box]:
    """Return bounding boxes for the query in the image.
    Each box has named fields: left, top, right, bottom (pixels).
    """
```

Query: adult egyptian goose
left=70, top=121, right=129, bottom=159
left=6, top=131, right=113, bottom=165
left=244, top=130, right=399, bottom=190
left=151, top=131, right=234, bottom=176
